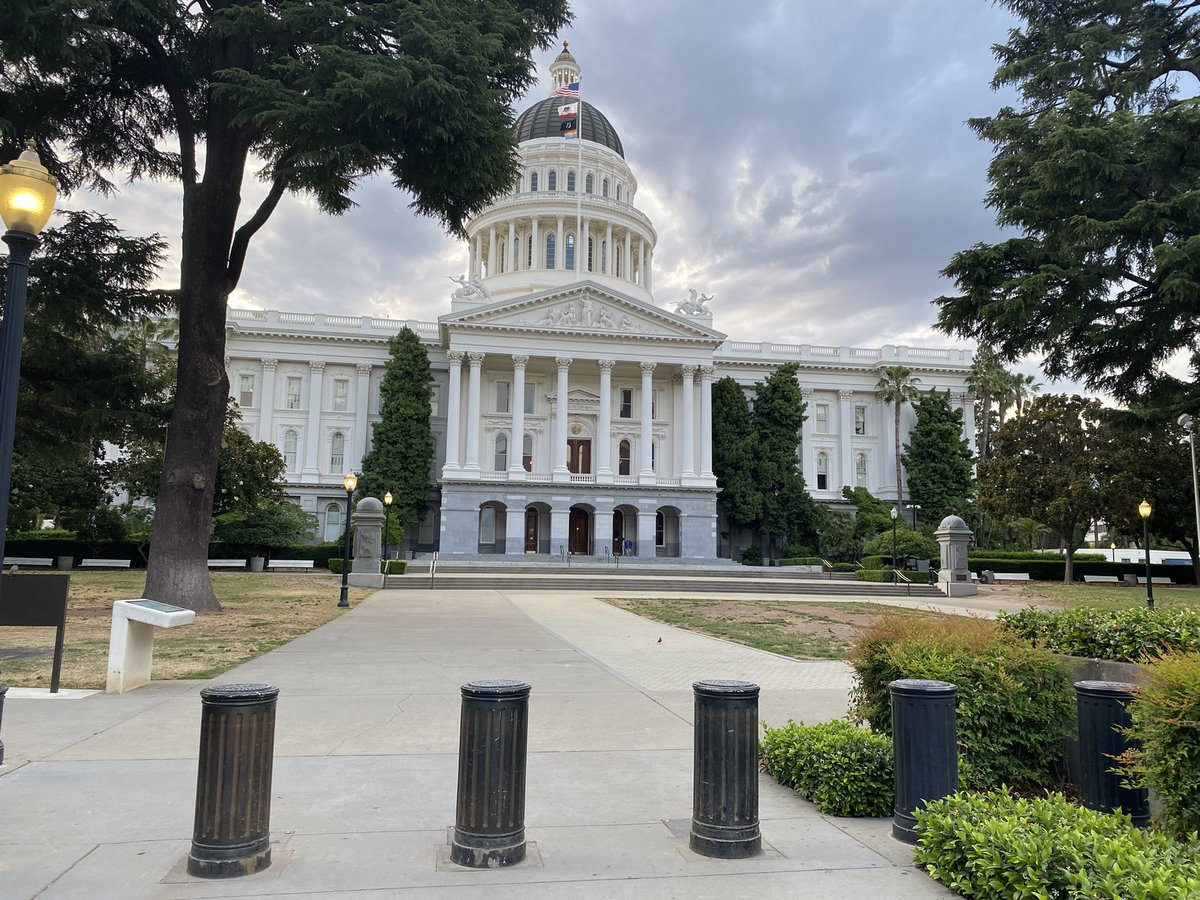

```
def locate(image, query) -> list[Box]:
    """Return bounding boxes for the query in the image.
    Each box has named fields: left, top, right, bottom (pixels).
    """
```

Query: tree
left=0, top=0, right=571, bottom=611
left=840, top=486, right=895, bottom=553
left=751, top=363, right=820, bottom=554
left=862, top=527, right=938, bottom=562
left=1011, top=373, right=1041, bottom=418
left=874, top=365, right=921, bottom=501
left=357, top=327, right=435, bottom=539
left=936, top=1, right=1200, bottom=411
left=711, top=377, right=763, bottom=542
left=901, top=391, right=975, bottom=527
left=966, top=348, right=1007, bottom=462
left=978, top=395, right=1104, bottom=582
left=213, top=502, right=317, bottom=555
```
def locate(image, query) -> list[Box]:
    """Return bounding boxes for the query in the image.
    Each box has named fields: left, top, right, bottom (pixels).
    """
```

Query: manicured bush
left=970, top=557, right=1196, bottom=583
left=855, top=569, right=897, bottom=583
left=778, top=557, right=824, bottom=567
left=862, top=529, right=938, bottom=560
left=860, top=555, right=892, bottom=570
left=914, top=788, right=1200, bottom=900
left=998, top=605, right=1200, bottom=662
left=760, top=720, right=893, bottom=817
left=849, top=615, right=1074, bottom=789
left=830, top=562, right=858, bottom=573
left=969, top=549, right=1105, bottom=561
left=1121, top=652, right=1200, bottom=840
left=740, top=545, right=762, bottom=565
left=383, top=560, right=407, bottom=575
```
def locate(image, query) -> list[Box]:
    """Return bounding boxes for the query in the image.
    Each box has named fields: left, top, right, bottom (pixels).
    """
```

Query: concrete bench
left=3, top=556, right=54, bottom=567
left=992, top=572, right=1031, bottom=582
left=80, top=558, right=132, bottom=569
left=267, top=559, right=314, bottom=571
left=207, top=558, right=246, bottom=569
left=1083, top=575, right=1121, bottom=584
left=1138, top=576, right=1173, bottom=585
left=106, top=599, right=195, bottom=693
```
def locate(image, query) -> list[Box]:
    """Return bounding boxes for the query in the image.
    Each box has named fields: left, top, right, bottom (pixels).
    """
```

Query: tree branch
left=136, top=33, right=197, bottom=185
left=226, top=165, right=292, bottom=290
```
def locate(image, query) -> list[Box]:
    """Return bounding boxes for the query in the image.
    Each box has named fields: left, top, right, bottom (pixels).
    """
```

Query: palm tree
left=966, top=348, right=1006, bottom=461
left=1012, top=373, right=1041, bottom=417
left=875, top=365, right=921, bottom=504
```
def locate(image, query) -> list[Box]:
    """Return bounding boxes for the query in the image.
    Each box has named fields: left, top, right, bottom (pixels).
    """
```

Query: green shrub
left=970, top=557, right=1196, bottom=583
left=849, top=615, right=1073, bottom=789
left=8, top=528, right=76, bottom=540
left=830, top=562, right=857, bottom=573
left=999, top=606, right=1200, bottom=662
left=855, top=569, right=897, bottom=583
left=327, top=558, right=344, bottom=574
left=860, top=555, right=892, bottom=569
left=969, top=549, right=1105, bottom=561
left=1122, top=652, right=1200, bottom=840
left=760, top=720, right=893, bottom=817
left=778, top=557, right=823, bottom=567
left=383, top=560, right=407, bottom=575
left=862, top=529, right=938, bottom=560
left=740, top=545, right=762, bottom=565
left=914, top=788, right=1200, bottom=900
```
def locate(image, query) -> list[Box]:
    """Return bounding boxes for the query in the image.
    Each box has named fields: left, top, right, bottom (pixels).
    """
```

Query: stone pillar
left=464, top=352, right=483, bottom=472
left=352, top=363, right=371, bottom=471
left=302, top=361, right=324, bottom=481
left=800, top=386, right=815, bottom=488
left=556, top=217, right=564, bottom=270
left=509, top=355, right=528, bottom=478
left=531, top=217, right=540, bottom=271
left=624, top=230, right=632, bottom=282
left=954, top=392, right=976, bottom=460
left=646, top=248, right=653, bottom=292
left=636, top=509, right=657, bottom=558
left=258, top=359, right=277, bottom=444
left=594, top=508, right=614, bottom=556
left=444, top=351, right=463, bottom=472
left=487, top=226, right=496, bottom=277
left=934, top=515, right=976, bottom=597
left=604, top=222, right=613, bottom=275
left=553, top=357, right=571, bottom=478
left=597, top=359, right=615, bottom=481
left=581, top=218, right=590, bottom=272
left=349, top=496, right=385, bottom=588
left=577, top=219, right=585, bottom=275
left=639, top=362, right=655, bottom=481
left=505, top=505, right=525, bottom=555
left=680, top=365, right=696, bottom=477
left=638, top=239, right=646, bottom=287
left=473, top=233, right=482, bottom=278
left=699, top=366, right=715, bottom=479
left=507, top=220, right=516, bottom=274
left=550, top=506, right=570, bottom=554
left=839, top=389, right=854, bottom=489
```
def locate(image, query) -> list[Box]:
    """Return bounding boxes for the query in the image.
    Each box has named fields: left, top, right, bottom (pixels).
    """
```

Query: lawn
left=1013, top=582, right=1200, bottom=611
left=0, top=571, right=374, bottom=690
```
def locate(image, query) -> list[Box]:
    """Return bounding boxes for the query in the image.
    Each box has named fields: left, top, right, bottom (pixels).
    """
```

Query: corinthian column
left=597, top=360, right=615, bottom=482
left=699, top=365, right=714, bottom=479
left=464, top=352, right=484, bottom=472
left=509, top=355, right=528, bottom=478
left=443, top=351, right=464, bottom=473
left=353, top=363, right=371, bottom=470
left=681, top=365, right=697, bottom=477
left=553, top=357, right=571, bottom=479
left=639, top=362, right=656, bottom=482
left=302, top=361, right=324, bottom=482
left=259, top=359, right=277, bottom=445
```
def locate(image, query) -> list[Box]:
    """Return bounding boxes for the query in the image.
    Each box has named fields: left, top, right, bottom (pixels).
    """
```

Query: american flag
left=552, top=81, right=580, bottom=98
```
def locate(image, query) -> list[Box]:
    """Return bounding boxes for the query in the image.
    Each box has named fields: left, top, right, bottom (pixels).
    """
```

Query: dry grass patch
left=1000, top=582, right=1200, bottom=612
left=0, top=572, right=373, bottom=690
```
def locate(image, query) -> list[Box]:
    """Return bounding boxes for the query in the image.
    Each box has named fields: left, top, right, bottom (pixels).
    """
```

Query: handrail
left=894, top=568, right=913, bottom=596
left=820, top=558, right=835, bottom=579
left=430, top=551, right=438, bottom=587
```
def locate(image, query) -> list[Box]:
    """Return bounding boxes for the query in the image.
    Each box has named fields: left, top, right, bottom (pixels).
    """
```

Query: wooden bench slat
left=3, top=557, right=55, bottom=567
left=80, top=558, right=133, bottom=568
left=267, top=559, right=314, bottom=570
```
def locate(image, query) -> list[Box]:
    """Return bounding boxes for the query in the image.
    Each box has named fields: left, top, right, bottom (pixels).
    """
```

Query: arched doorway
left=656, top=506, right=682, bottom=557
left=569, top=506, right=592, bottom=555
left=613, top=504, right=638, bottom=555
left=525, top=503, right=551, bottom=554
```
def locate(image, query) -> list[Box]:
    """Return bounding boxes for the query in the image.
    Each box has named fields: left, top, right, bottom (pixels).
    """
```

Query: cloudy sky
left=64, top=0, right=1027, bottom=360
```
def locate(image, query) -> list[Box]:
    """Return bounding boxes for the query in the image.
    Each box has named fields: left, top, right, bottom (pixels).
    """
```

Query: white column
left=553, top=357, right=571, bottom=478
left=464, top=352, right=483, bottom=472
left=639, top=362, right=655, bottom=481
left=505, top=506, right=525, bottom=555
left=443, top=351, right=463, bottom=473
left=582, top=218, right=590, bottom=272
left=576, top=220, right=584, bottom=275
left=680, top=365, right=696, bottom=477
left=623, top=229, right=631, bottom=281
left=473, top=233, right=482, bottom=277
left=259, top=358, right=277, bottom=444
left=509, top=355, right=528, bottom=478
left=955, top=391, right=977, bottom=461
left=487, top=225, right=496, bottom=277
left=840, top=389, right=855, bottom=490
left=302, top=361, right=324, bottom=480
left=597, top=359, right=614, bottom=481
left=531, top=216, right=540, bottom=271
left=556, top=217, right=564, bottom=271
left=507, top=220, right=516, bottom=274
left=352, top=363, right=371, bottom=470
left=637, top=509, right=657, bottom=558
left=699, top=365, right=714, bottom=479
left=800, top=387, right=815, bottom=488
left=604, top=222, right=613, bottom=275
left=645, top=248, right=653, bottom=292
left=638, top=239, right=646, bottom=287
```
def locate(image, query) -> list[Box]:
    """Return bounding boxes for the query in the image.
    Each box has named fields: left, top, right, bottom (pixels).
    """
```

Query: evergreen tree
left=711, top=377, right=763, bottom=538
left=357, top=328, right=434, bottom=538
left=901, top=391, right=975, bottom=527
left=874, top=365, right=921, bottom=500
left=751, top=363, right=820, bottom=553
left=0, top=0, right=571, bottom=610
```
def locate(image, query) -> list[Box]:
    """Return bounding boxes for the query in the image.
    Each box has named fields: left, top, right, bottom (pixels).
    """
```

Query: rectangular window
left=619, top=388, right=633, bottom=419
left=854, top=405, right=866, bottom=436
left=238, top=374, right=254, bottom=408
left=497, top=381, right=511, bottom=413
left=814, top=403, right=829, bottom=434
left=524, top=382, right=535, bottom=414
left=816, top=454, right=828, bottom=491
left=286, top=377, right=302, bottom=410
left=430, top=385, right=440, bottom=417
left=522, top=433, right=533, bottom=471
left=333, top=378, right=349, bottom=412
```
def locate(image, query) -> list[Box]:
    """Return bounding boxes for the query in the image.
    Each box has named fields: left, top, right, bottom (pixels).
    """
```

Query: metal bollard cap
left=461, top=679, right=531, bottom=700
left=889, top=678, right=957, bottom=696
left=693, top=679, right=759, bottom=697
left=199, top=683, right=280, bottom=705
left=1074, top=680, right=1139, bottom=698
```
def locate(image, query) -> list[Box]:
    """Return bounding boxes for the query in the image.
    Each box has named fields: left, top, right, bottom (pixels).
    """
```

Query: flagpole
left=576, top=83, right=583, bottom=279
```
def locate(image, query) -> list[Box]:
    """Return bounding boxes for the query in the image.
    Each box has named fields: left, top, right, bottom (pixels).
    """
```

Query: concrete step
left=403, top=560, right=859, bottom=580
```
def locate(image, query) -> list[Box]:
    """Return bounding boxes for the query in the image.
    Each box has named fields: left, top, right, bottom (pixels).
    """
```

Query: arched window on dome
left=545, top=233, right=556, bottom=270
left=602, top=178, right=610, bottom=198
left=516, top=175, right=524, bottom=194
left=615, top=246, right=622, bottom=278
left=498, top=240, right=506, bottom=274
left=567, top=170, right=576, bottom=192
left=587, top=236, right=594, bottom=272
left=585, top=173, right=594, bottom=194
left=565, top=234, right=575, bottom=270
left=616, top=183, right=622, bottom=202
left=547, top=169, right=557, bottom=191
left=530, top=171, right=538, bottom=192
left=527, top=235, right=533, bottom=269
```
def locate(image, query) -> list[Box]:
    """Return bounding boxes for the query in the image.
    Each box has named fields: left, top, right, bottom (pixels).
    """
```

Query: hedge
left=1, top=538, right=346, bottom=568
left=760, top=720, right=893, bottom=817
left=968, top=549, right=1106, bottom=561
left=327, top=559, right=407, bottom=575
left=998, top=606, right=1200, bottom=662
left=778, top=557, right=824, bottom=567
left=855, top=569, right=898, bottom=583
left=971, top=557, right=1197, bottom=584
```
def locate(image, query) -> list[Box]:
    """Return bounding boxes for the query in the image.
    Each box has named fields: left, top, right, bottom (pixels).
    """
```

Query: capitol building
left=222, top=45, right=974, bottom=561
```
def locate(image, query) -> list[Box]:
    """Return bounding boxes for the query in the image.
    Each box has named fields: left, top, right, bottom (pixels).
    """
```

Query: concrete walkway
left=0, top=589, right=959, bottom=899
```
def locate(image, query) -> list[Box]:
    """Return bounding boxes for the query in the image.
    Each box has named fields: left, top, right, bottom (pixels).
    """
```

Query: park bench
left=80, top=558, right=132, bottom=569
left=992, top=572, right=1031, bottom=582
left=0, top=573, right=70, bottom=693
left=267, top=559, right=314, bottom=571
left=1137, top=576, right=1173, bottom=585
left=206, top=559, right=246, bottom=569
left=106, top=599, right=195, bottom=694
left=3, top=556, right=54, bottom=568
left=1083, top=575, right=1121, bottom=584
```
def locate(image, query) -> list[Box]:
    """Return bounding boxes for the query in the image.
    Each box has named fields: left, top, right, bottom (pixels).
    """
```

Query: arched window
left=602, top=177, right=609, bottom=197
left=655, top=511, right=665, bottom=546
left=855, top=452, right=868, bottom=487
left=816, top=452, right=829, bottom=491
left=651, top=440, right=657, bottom=472
left=547, top=169, right=557, bottom=191
left=615, top=246, right=622, bottom=278
left=330, top=431, right=345, bottom=472
left=616, top=183, right=622, bottom=202
left=479, top=505, right=496, bottom=544
left=516, top=175, right=524, bottom=193
left=530, top=171, right=539, bottom=192
left=601, top=240, right=607, bottom=273
left=324, top=504, right=342, bottom=542
left=522, top=433, right=533, bottom=471
left=494, top=433, right=508, bottom=471
left=498, top=239, right=506, bottom=274
left=587, top=237, right=594, bottom=272
left=585, top=173, right=594, bottom=194
left=283, top=430, right=298, bottom=471
left=618, top=440, right=632, bottom=476
left=567, top=170, right=576, bottom=192
left=565, top=234, right=575, bottom=270
left=545, top=233, right=556, bottom=269
left=527, top=234, right=533, bottom=268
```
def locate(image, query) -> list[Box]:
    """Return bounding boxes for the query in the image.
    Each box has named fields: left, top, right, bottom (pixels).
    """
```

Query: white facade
left=222, top=46, right=973, bottom=559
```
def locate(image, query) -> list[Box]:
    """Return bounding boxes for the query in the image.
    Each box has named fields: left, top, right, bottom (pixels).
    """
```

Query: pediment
left=439, top=281, right=725, bottom=343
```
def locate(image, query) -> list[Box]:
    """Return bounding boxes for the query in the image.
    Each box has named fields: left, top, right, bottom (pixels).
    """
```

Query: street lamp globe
left=1139, top=499, right=1152, bottom=519
left=343, top=471, right=358, bottom=493
left=0, top=141, right=58, bottom=235
left=338, top=472, right=358, bottom=608
left=890, top=507, right=898, bottom=521
left=383, top=491, right=393, bottom=507
left=1138, top=499, right=1153, bottom=609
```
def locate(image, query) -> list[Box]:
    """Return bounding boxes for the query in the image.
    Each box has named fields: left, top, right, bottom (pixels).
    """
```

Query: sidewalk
left=0, top=589, right=957, bottom=899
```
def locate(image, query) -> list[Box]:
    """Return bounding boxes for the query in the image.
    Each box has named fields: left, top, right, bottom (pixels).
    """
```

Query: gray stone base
left=937, top=580, right=977, bottom=597
left=348, top=573, right=384, bottom=589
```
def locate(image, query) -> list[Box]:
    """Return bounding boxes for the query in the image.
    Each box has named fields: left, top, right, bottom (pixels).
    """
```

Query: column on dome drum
left=1075, top=680, right=1149, bottom=826
left=690, top=679, right=761, bottom=859
left=450, top=679, right=531, bottom=868
left=188, top=683, right=279, bottom=878
left=891, top=678, right=958, bottom=844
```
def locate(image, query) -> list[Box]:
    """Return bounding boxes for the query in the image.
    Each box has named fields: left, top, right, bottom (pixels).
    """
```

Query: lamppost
left=1138, top=499, right=1153, bottom=609
left=906, top=503, right=921, bottom=529
left=338, top=472, right=357, bottom=608
left=890, top=506, right=899, bottom=585
left=0, top=141, right=57, bottom=578
left=381, top=491, right=393, bottom=573
left=1110, top=541, right=1117, bottom=563
left=1179, top=413, right=1200, bottom=572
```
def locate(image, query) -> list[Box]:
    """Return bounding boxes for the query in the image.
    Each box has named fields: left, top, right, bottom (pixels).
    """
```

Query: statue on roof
left=449, top=274, right=491, bottom=302
left=675, top=289, right=713, bottom=316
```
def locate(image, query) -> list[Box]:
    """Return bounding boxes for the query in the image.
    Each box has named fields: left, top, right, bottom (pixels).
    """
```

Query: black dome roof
left=514, top=97, right=624, bottom=158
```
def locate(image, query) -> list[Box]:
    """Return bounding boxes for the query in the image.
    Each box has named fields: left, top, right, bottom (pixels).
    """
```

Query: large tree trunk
left=1064, top=544, right=1074, bottom=584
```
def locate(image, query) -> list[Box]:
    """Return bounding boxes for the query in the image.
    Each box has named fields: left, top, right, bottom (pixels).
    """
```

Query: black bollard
left=1075, top=681, right=1149, bottom=826
left=451, top=679, right=531, bottom=868
left=188, top=683, right=279, bottom=878
left=891, top=679, right=958, bottom=844
left=690, top=679, right=761, bottom=859
left=0, top=683, right=7, bottom=766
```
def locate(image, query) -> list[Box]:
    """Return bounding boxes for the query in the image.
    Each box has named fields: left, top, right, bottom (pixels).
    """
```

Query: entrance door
left=612, top=510, right=624, bottom=555
left=524, top=508, right=539, bottom=553
left=567, top=439, right=592, bottom=474
left=569, top=508, right=591, bottom=555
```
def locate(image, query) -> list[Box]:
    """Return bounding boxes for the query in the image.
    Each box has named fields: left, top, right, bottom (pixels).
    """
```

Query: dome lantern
left=550, top=41, right=580, bottom=94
